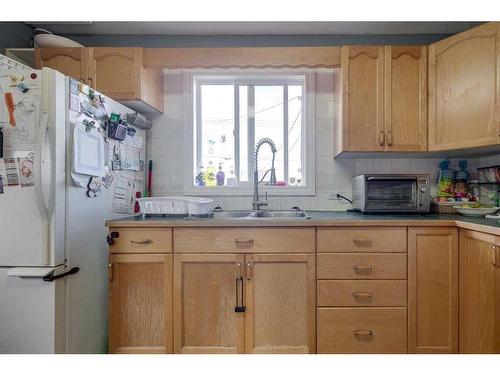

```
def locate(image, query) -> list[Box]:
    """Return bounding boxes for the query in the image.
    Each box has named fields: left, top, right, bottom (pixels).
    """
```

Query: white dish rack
left=136, top=196, right=213, bottom=216
left=0, top=53, right=31, bottom=70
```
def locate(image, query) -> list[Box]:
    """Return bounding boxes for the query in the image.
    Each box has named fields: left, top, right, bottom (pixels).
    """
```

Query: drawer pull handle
left=352, top=237, right=372, bottom=247
left=353, top=330, right=373, bottom=337
left=235, top=239, right=254, bottom=246
left=246, top=262, right=253, bottom=280
left=378, top=130, right=385, bottom=146
left=491, top=245, right=499, bottom=267
left=352, top=291, right=373, bottom=298
left=130, top=239, right=153, bottom=245
left=353, top=265, right=373, bottom=272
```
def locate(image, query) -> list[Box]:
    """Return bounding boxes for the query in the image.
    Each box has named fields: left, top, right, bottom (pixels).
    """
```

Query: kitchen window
left=184, top=70, right=315, bottom=196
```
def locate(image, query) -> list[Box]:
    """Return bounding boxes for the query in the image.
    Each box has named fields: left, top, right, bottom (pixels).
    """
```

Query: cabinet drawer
left=317, top=253, right=407, bottom=279
left=174, top=228, right=315, bottom=253
left=317, top=307, right=407, bottom=353
left=317, top=280, right=407, bottom=307
left=317, top=227, right=407, bottom=253
left=109, top=227, right=172, bottom=253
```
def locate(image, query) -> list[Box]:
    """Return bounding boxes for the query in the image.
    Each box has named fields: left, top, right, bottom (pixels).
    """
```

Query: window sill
left=183, top=185, right=315, bottom=197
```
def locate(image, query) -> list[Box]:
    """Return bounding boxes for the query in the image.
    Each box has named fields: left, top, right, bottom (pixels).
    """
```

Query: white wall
left=147, top=69, right=481, bottom=211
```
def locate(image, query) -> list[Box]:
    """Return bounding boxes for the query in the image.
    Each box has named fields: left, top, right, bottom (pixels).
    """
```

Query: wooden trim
left=143, top=47, right=341, bottom=69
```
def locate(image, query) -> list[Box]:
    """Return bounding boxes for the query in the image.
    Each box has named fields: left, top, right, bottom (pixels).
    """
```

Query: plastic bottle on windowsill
left=206, top=161, right=216, bottom=187
left=216, top=163, right=225, bottom=186
left=196, top=163, right=205, bottom=187
left=227, top=166, right=237, bottom=186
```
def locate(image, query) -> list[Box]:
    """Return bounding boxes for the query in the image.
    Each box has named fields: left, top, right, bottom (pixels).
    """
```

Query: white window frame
left=183, top=68, right=316, bottom=196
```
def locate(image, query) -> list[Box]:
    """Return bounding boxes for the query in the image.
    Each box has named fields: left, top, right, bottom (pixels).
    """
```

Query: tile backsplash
left=148, top=68, right=488, bottom=211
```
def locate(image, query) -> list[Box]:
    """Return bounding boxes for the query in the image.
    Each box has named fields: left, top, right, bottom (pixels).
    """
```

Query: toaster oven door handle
left=366, top=176, right=418, bottom=181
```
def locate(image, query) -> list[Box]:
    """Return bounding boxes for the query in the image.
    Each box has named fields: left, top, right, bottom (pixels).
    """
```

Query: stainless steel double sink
left=208, top=210, right=310, bottom=220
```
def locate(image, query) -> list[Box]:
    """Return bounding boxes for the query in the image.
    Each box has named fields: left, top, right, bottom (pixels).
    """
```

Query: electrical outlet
left=329, top=191, right=353, bottom=204
left=329, top=192, right=341, bottom=200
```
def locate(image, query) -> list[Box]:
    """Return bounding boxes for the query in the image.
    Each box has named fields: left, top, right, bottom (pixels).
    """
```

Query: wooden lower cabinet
left=108, top=253, right=173, bottom=354
left=459, top=229, right=500, bottom=353
left=173, top=254, right=245, bottom=353
left=245, top=254, right=316, bottom=353
left=317, top=307, right=407, bottom=353
left=173, top=253, right=316, bottom=354
left=408, top=227, right=458, bottom=353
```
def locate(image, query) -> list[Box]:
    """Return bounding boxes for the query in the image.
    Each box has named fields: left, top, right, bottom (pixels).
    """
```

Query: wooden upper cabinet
left=385, top=46, right=427, bottom=151
left=35, top=47, right=164, bottom=115
left=428, top=22, right=500, bottom=151
left=340, top=46, right=385, bottom=152
left=34, top=47, right=90, bottom=83
left=108, top=253, right=173, bottom=354
left=90, top=47, right=143, bottom=100
left=244, top=254, right=316, bottom=354
left=337, top=45, right=427, bottom=155
left=408, top=227, right=459, bottom=353
left=173, top=254, right=245, bottom=354
left=459, top=229, right=500, bottom=354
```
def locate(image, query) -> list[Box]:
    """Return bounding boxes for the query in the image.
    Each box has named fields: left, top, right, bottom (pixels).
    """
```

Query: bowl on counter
left=453, top=206, right=500, bottom=217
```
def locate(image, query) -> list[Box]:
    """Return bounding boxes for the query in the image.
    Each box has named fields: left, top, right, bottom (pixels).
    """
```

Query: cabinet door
left=89, top=47, right=142, bottom=99
left=385, top=46, right=427, bottom=151
left=428, top=22, right=500, bottom=151
left=408, top=227, right=458, bottom=353
left=459, top=229, right=500, bottom=353
left=244, top=254, right=316, bottom=353
left=340, top=46, right=385, bottom=152
left=34, top=47, right=90, bottom=83
left=173, top=254, right=245, bottom=353
left=108, top=253, right=173, bottom=354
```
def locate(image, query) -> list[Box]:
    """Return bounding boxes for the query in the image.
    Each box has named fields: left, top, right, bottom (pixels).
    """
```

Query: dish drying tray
left=136, top=196, right=213, bottom=217
left=0, top=53, right=31, bottom=70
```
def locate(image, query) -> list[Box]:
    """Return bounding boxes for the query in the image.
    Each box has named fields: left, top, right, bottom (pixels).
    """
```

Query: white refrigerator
left=0, top=58, right=146, bottom=353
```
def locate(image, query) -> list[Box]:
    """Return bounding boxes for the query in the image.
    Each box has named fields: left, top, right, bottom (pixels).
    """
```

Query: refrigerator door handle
left=34, top=111, right=50, bottom=224
left=34, top=111, right=52, bottom=264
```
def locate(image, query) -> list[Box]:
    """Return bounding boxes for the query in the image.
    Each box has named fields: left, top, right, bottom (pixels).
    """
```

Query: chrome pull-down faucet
left=252, top=138, right=277, bottom=210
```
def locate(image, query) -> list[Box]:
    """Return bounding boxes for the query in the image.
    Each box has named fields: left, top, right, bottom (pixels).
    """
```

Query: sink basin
left=210, top=211, right=254, bottom=219
left=210, top=210, right=310, bottom=220
left=255, top=210, right=309, bottom=218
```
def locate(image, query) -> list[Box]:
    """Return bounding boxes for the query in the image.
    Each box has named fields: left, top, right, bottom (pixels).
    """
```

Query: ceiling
left=25, top=21, right=483, bottom=36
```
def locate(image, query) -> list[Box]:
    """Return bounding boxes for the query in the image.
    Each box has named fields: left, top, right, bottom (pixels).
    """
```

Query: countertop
left=106, top=211, right=500, bottom=236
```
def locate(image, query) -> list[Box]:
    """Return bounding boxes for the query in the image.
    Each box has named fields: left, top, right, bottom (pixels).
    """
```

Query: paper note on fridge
left=73, top=120, right=106, bottom=177
left=119, top=143, right=141, bottom=171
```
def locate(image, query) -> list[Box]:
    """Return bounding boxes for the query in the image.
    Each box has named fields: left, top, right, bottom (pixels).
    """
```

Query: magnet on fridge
left=86, top=176, right=102, bottom=198
left=17, top=83, right=29, bottom=93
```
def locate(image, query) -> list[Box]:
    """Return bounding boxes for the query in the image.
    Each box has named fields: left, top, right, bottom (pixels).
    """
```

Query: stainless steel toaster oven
left=352, top=174, right=431, bottom=213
